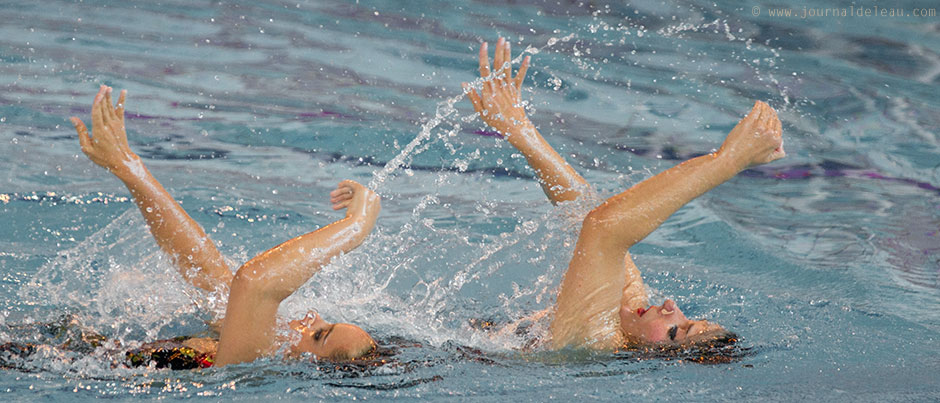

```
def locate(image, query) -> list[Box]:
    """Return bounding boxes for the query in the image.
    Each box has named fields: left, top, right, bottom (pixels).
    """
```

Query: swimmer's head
left=619, top=299, right=728, bottom=345
left=288, top=311, right=375, bottom=360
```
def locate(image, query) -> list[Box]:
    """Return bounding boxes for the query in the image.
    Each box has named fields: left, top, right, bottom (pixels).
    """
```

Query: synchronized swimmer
left=58, top=36, right=784, bottom=368
left=464, top=38, right=783, bottom=349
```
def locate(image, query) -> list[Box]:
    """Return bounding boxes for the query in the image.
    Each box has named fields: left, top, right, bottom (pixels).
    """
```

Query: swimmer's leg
left=70, top=85, right=232, bottom=293
left=464, top=37, right=588, bottom=204
left=550, top=101, right=785, bottom=349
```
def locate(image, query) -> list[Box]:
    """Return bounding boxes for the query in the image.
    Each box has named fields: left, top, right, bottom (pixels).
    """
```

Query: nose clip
left=304, top=311, right=318, bottom=322
left=661, top=300, right=676, bottom=315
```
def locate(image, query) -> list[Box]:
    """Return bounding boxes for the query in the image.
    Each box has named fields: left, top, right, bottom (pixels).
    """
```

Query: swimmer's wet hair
left=618, top=331, right=749, bottom=365
left=331, top=340, right=383, bottom=361
left=314, top=343, right=400, bottom=374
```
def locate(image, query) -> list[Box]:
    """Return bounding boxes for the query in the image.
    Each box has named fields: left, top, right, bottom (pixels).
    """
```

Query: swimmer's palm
left=71, top=88, right=137, bottom=173
left=478, top=82, right=528, bottom=134
left=465, top=38, right=531, bottom=136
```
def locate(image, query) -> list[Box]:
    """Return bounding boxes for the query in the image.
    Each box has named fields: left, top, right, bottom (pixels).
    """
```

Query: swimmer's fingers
left=116, top=89, right=127, bottom=124
left=330, top=195, right=353, bottom=209
left=492, top=38, right=505, bottom=77
left=478, top=41, right=491, bottom=79
left=502, top=40, right=511, bottom=74
left=769, top=104, right=782, bottom=134
left=514, top=56, right=530, bottom=93
left=103, top=86, right=117, bottom=125
left=330, top=184, right=354, bottom=205
left=71, top=117, right=92, bottom=154
left=330, top=180, right=364, bottom=210
left=99, top=86, right=119, bottom=131
left=331, top=200, right=352, bottom=210
left=91, top=86, right=107, bottom=142
left=462, top=83, right=484, bottom=115
left=496, top=40, right=514, bottom=85
left=498, top=40, right=513, bottom=82
left=331, top=180, right=378, bottom=215
left=745, top=100, right=763, bottom=123
left=92, top=84, right=106, bottom=107
left=759, top=103, right=775, bottom=141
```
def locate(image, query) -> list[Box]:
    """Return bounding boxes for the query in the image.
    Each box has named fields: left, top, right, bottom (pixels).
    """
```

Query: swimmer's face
left=619, top=299, right=726, bottom=344
left=288, top=311, right=375, bottom=360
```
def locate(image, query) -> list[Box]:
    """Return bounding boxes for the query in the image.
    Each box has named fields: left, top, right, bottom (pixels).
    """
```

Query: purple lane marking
left=749, top=164, right=940, bottom=195
left=124, top=113, right=162, bottom=120
left=472, top=129, right=504, bottom=138
left=297, top=110, right=352, bottom=119
left=773, top=169, right=811, bottom=179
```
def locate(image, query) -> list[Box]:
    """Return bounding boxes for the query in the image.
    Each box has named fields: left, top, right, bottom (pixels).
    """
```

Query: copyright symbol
left=752, top=6, right=760, bottom=16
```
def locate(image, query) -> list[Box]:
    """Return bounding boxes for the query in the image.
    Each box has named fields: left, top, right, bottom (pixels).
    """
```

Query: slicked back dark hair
left=617, top=331, right=750, bottom=365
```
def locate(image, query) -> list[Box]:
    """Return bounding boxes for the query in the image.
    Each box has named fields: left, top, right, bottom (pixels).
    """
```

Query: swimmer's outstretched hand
left=718, top=101, right=785, bottom=170
left=329, top=180, right=381, bottom=224
left=463, top=37, right=531, bottom=137
left=70, top=85, right=137, bottom=175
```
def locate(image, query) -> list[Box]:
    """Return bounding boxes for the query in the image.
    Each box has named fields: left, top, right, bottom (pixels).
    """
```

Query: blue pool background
left=0, top=0, right=938, bottom=400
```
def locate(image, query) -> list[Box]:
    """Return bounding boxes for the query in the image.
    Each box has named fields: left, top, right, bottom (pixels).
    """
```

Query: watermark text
left=752, top=5, right=936, bottom=18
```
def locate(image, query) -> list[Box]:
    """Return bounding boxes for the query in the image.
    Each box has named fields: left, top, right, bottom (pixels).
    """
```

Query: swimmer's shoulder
left=181, top=337, right=218, bottom=354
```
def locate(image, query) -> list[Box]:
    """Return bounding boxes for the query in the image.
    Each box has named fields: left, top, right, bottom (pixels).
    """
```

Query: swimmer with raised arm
left=463, top=38, right=784, bottom=349
left=69, top=85, right=381, bottom=366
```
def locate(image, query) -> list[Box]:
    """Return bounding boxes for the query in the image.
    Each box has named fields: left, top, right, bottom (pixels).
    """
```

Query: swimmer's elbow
left=230, top=263, right=289, bottom=302
left=581, top=209, right=641, bottom=251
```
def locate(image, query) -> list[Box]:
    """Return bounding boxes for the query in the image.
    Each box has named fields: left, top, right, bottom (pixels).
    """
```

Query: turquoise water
left=1, top=0, right=939, bottom=400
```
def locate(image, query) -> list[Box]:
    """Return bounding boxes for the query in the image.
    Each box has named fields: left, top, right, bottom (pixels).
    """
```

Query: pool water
left=1, top=0, right=938, bottom=400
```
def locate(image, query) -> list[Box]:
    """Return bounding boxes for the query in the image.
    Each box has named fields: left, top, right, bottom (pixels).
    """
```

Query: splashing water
left=4, top=1, right=939, bottom=399
left=15, top=10, right=808, bottom=353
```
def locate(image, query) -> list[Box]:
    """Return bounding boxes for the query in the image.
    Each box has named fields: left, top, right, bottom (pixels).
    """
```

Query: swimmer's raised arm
left=464, top=38, right=588, bottom=204
left=551, top=101, right=784, bottom=348
left=70, top=85, right=232, bottom=292
left=582, top=101, right=784, bottom=253
left=215, top=180, right=380, bottom=366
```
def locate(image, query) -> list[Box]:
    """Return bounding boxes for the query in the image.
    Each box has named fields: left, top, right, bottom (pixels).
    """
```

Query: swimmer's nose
left=292, top=311, right=319, bottom=329
left=662, top=299, right=678, bottom=315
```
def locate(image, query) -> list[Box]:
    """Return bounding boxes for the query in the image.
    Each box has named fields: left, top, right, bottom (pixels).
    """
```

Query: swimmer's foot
left=717, top=101, right=785, bottom=171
